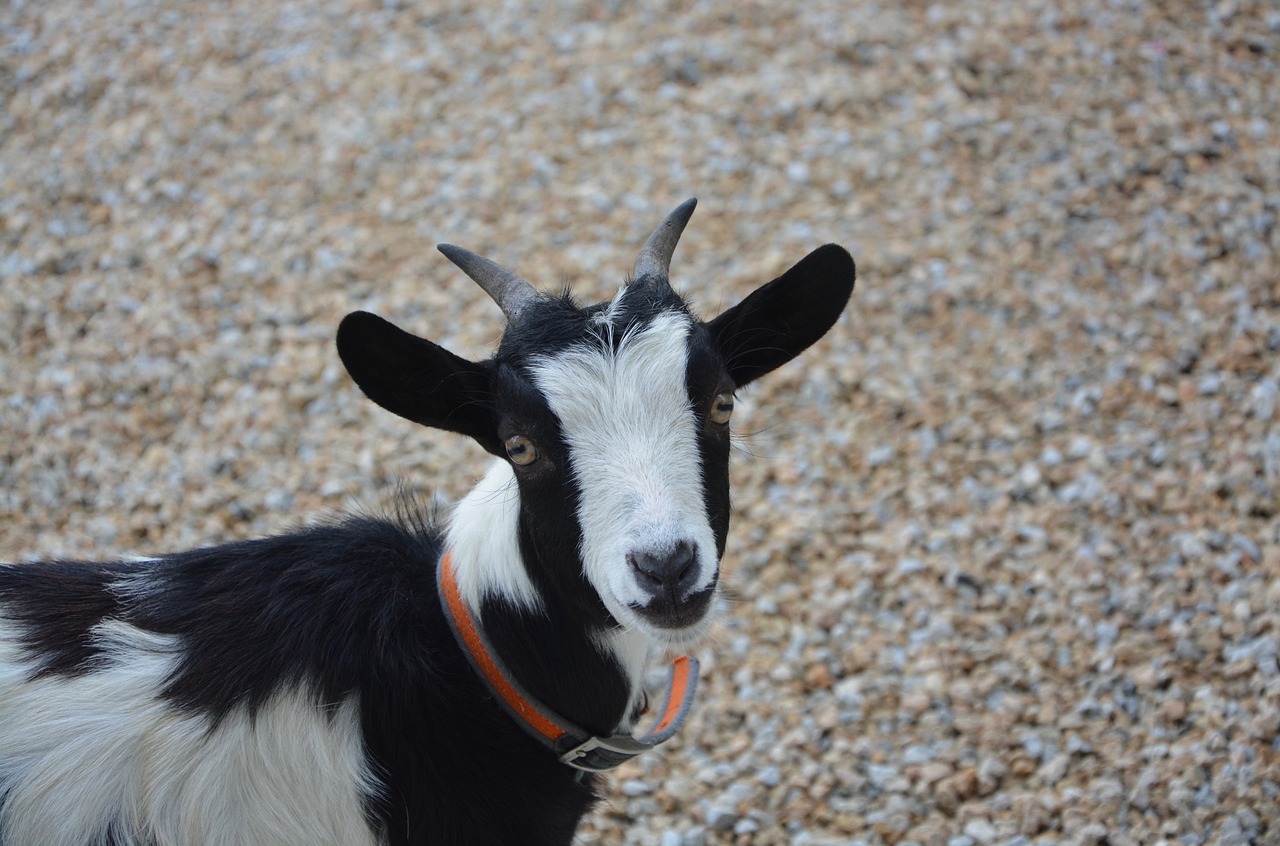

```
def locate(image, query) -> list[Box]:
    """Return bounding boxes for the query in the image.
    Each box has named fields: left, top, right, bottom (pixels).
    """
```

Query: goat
left=0, top=200, right=855, bottom=846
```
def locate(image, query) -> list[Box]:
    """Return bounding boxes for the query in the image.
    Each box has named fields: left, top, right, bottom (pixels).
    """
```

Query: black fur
left=707, top=244, right=855, bottom=387
left=0, top=559, right=141, bottom=677
left=686, top=320, right=735, bottom=560
left=1, top=509, right=598, bottom=845
left=336, top=311, right=502, bottom=456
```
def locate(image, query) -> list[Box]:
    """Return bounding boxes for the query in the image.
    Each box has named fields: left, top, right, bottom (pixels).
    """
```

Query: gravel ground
left=3, top=1, right=1279, bottom=843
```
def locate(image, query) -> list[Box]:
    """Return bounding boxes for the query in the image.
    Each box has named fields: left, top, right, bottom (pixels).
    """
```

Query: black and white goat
left=0, top=200, right=854, bottom=846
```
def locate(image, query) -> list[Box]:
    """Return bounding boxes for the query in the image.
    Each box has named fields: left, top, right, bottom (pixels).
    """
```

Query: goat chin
left=619, top=593, right=722, bottom=651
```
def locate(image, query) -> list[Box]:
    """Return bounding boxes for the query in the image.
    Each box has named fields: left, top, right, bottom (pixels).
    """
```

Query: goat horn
left=437, top=244, right=538, bottom=322
left=632, top=198, right=697, bottom=282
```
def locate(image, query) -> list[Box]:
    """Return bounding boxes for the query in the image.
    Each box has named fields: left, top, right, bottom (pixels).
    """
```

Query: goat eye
left=709, top=393, right=734, bottom=425
left=504, top=435, right=539, bottom=466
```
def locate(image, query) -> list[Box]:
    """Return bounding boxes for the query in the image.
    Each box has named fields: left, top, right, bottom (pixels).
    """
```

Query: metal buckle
left=558, top=735, right=647, bottom=772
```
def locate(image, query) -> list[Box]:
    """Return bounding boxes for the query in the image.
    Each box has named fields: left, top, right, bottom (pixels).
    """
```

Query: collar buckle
left=558, top=734, right=650, bottom=772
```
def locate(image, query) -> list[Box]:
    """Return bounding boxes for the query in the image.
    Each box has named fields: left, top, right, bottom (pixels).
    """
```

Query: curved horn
left=632, top=197, right=697, bottom=282
left=437, top=244, right=538, bottom=321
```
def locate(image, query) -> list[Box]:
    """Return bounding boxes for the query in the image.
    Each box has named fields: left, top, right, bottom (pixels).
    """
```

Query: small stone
left=1159, top=698, right=1187, bottom=723
left=682, top=827, right=708, bottom=846
left=1076, top=823, right=1108, bottom=845
left=1040, top=754, right=1070, bottom=786
left=1012, top=794, right=1048, bottom=834
left=786, top=162, right=810, bottom=184
left=902, top=689, right=931, bottom=713
left=1017, top=462, right=1042, bottom=489
left=867, top=445, right=895, bottom=468
left=704, top=806, right=737, bottom=832
left=804, top=662, right=833, bottom=690
left=918, top=762, right=953, bottom=784
left=962, top=818, right=997, bottom=844
left=935, top=768, right=979, bottom=813
left=902, top=744, right=934, bottom=765
left=866, top=763, right=900, bottom=791
left=976, top=756, right=1006, bottom=795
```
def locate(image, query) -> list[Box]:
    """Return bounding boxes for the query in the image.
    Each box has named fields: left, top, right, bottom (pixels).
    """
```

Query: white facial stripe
left=446, top=460, right=542, bottom=616
left=530, top=310, right=719, bottom=636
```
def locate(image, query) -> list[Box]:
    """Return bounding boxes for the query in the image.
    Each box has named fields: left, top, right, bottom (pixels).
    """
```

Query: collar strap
left=437, top=551, right=699, bottom=772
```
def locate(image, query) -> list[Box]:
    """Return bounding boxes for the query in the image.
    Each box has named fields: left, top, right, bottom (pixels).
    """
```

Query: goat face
left=336, top=202, right=854, bottom=647
left=493, top=283, right=728, bottom=643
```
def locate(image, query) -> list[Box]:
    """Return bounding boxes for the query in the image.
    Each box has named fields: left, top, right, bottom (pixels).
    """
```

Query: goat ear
left=337, top=311, right=502, bottom=455
left=706, top=244, right=855, bottom=387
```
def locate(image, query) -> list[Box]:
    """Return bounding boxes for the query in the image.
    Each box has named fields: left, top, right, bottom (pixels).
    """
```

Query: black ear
left=336, top=311, right=503, bottom=455
left=706, top=244, right=855, bottom=387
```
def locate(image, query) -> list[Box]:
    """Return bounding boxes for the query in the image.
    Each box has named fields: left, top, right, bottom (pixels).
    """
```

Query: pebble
left=681, top=829, right=707, bottom=846
left=704, top=805, right=737, bottom=832
left=3, top=1, right=1278, bottom=844
left=962, top=819, right=997, bottom=844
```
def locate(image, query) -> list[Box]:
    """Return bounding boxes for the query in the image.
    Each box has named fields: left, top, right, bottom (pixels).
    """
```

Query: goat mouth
left=629, top=584, right=716, bottom=631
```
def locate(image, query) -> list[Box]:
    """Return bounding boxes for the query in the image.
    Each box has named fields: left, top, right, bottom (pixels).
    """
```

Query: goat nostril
left=627, top=552, right=665, bottom=590
left=671, top=541, right=695, bottom=583
left=629, top=542, right=699, bottom=594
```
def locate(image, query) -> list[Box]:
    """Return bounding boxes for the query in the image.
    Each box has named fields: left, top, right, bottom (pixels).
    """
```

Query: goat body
left=0, top=201, right=855, bottom=845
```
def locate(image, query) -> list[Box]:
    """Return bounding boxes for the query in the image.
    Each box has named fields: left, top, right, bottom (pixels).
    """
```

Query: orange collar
left=437, top=550, right=699, bottom=772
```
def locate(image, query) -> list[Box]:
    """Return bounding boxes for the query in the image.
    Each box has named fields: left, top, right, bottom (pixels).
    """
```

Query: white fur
left=0, top=616, right=382, bottom=846
left=529, top=310, right=719, bottom=645
left=446, top=460, right=543, bottom=617
left=592, top=627, right=652, bottom=731
left=593, top=284, right=630, bottom=328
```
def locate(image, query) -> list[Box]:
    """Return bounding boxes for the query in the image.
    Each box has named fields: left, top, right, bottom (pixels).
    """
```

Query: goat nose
left=627, top=541, right=698, bottom=595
